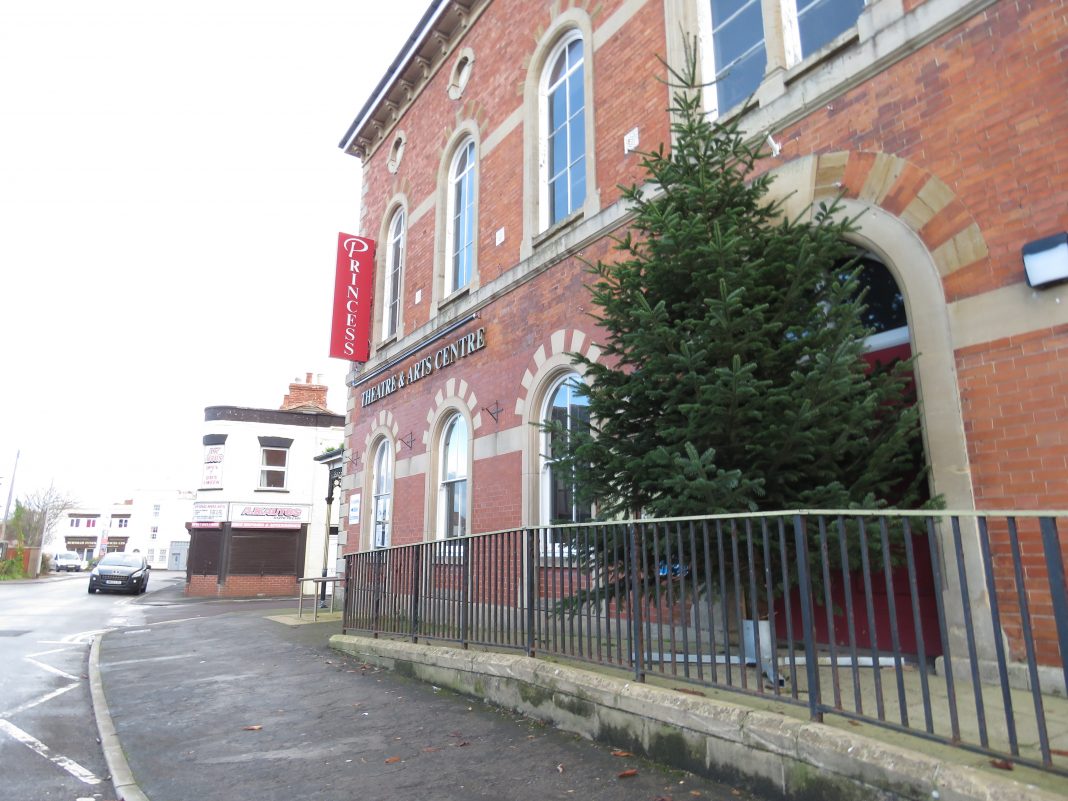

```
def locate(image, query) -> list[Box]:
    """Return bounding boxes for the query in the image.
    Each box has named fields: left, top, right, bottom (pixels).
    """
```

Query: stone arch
left=423, top=393, right=477, bottom=542
left=357, top=411, right=401, bottom=551
left=765, top=151, right=977, bottom=510
left=515, top=328, right=602, bottom=526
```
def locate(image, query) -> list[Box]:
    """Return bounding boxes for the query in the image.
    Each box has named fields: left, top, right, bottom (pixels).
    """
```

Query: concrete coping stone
left=329, top=633, right=1065, bottom=801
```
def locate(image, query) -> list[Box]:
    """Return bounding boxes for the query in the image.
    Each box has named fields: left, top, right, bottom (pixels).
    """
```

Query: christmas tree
left=557, top=54, right=926, bottom=525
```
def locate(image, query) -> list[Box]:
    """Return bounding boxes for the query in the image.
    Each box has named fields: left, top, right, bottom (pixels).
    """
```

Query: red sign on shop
left=329, top=232, right=376, bottom=362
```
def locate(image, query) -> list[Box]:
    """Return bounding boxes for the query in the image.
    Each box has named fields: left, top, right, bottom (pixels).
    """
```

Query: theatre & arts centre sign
left=360, top=327, right=486, bottom=408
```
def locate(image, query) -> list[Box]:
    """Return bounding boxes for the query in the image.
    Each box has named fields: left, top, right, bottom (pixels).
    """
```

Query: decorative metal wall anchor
left=483, top=400, right=504, bottom=424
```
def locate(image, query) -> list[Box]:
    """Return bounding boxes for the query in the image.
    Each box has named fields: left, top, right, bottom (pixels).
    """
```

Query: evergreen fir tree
left=559, top=54, right=926, bottom=523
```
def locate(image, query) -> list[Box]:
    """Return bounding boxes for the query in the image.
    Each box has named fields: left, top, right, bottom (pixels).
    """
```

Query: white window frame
left=539, top=31, right=586, bottom=230
left=117, top=518, right=129, bottom=528
left=445, top=139, right=476, bottom=296
left=259, top=447, right=289, bottom=489
left=698, top=0, right=865, bottom=119
left=382, top=209, right=405, bottom=340
left=539, top=373, right=593, bottom=527
left=371, top=439, right=393, bottom=549
left=697, top=0, right=767, bottom=119
left=436, top=415, right=469, bottom=540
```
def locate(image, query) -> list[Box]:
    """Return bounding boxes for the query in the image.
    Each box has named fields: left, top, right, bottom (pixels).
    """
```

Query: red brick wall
left=770, top=0, right=1068, bottom=304
left=358, top=0, right=668, bottom=330
left=759, top=0, right=1068, bottom=665
left=957, top=325, right=1068, bottom=510
left=343, top=0, right=1068, bottom=666
left=186, top=573, right=297, bottom=598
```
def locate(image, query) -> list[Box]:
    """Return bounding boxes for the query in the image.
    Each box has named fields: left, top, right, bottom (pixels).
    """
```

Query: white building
left=186, top=374, right=344, bottom=597
left=55, top=489, right=194, bottom=570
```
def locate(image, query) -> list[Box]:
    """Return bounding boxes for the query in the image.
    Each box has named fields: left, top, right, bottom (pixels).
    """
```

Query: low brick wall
left=186, top=573, right=297, bottom=598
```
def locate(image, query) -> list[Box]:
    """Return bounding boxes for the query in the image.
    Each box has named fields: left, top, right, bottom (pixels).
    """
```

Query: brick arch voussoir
left=790, top=150, right=989, bottom=279
left=362, top=410, right=400, bottom=454
left=514, top=328, right=602, bottom=420
left=421, top=378, right=482, bottom=447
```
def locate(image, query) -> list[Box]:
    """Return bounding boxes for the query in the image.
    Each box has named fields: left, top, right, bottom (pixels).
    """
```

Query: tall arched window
left=371, top=439, right=393, bottom=549
left=437, top=415, right=469, bottom=539
left=445, top=139, right=476, bottom=295
left=540, top=374, right=592, bottom=525
left=540, top=33, right=586, bottom=228
left=382, top=209, right=405, bottom=340
left=853, top=252, right=909, bottom=356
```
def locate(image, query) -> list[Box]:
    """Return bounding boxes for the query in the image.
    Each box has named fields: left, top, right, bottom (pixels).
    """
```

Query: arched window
left=438, top=415, right=469, bottom=539
left=382, top=209, right=405, bottom=340
left=445, top=139, right=476, bottom=295
left=540, top=374, right=592, bottom=525
left=540, top=33, right=586, bottom=229
left=854, top=252, right=909, bottom=355
left=371, top=439, right=393, bottom=549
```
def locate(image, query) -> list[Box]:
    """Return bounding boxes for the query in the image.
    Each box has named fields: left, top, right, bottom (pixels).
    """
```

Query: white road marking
left=105, top=653, right=196, bottom=667
left=0, top=719, right=101, bottom=785
left=148, top=615, right=204, bottom=626
left=26, top=646, right=77, bottom=657
left=1, top=682, right=79, bottom=717
left=24, top=656, right=78, bottom=682
left=61, top=629, right=113, bottom=645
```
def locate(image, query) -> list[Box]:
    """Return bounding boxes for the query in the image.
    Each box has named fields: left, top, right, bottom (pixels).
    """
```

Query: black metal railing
left=343, top=510, right=1068, bottom=774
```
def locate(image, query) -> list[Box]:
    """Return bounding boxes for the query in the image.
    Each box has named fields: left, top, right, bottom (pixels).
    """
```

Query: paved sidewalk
left=92, top=609, right=758, bottom=801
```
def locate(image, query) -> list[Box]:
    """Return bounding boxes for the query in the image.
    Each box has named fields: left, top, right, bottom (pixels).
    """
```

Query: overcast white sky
left=0, top=0, right=430, bottom=507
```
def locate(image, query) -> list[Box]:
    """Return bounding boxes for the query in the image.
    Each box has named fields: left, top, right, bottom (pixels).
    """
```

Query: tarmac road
left=97, top=603, right=763, bottom=801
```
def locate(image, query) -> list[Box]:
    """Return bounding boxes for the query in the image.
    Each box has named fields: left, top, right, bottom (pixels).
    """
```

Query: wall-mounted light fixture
left=1022, top=232, right=1068, bottom=288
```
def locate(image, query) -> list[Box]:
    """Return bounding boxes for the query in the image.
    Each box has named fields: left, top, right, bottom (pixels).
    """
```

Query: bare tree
left=18, top=485, right=77, bottom=550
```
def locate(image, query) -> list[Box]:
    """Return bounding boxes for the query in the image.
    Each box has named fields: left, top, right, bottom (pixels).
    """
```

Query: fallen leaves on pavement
left=617, top=768, right=639, bottom=778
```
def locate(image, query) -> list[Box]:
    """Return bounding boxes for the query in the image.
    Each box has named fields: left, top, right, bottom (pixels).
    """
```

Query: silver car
left=54, top=551, right=87, bottom=572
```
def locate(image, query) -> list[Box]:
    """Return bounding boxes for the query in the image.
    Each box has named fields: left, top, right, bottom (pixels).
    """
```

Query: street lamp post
left=320, top=466, right=343, bottom=609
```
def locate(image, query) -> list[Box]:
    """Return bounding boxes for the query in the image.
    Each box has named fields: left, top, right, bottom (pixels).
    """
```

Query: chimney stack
left=281, top=372, right=329, bottom=412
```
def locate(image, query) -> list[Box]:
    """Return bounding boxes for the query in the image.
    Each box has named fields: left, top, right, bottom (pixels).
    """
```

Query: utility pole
left=0, top=450, right=19, bottom=543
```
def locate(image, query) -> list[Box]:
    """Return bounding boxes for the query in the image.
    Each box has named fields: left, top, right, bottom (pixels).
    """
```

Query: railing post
left=461, top=537, right=470, bottom=648
left=410, top=545, right=422, bottom=643
left=628, top=522, right=646, bottom=682
left=526, top=528, right=537, bottom=657
left=1039, top=517, right=1068, bottom=694
left=792, top=514, right=822, bottom=722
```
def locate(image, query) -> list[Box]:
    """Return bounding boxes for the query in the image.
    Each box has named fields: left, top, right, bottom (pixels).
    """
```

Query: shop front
left=186, top=502, right=309, bottom=597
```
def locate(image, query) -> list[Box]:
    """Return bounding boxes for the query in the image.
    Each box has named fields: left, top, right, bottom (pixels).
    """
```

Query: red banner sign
left=329, top=232, right=376, bottom=362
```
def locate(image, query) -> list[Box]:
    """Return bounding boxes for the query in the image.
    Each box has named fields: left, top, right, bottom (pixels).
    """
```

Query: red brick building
left=337, top=1, right=1068, bottom=669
